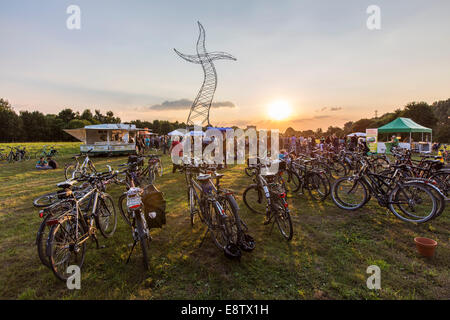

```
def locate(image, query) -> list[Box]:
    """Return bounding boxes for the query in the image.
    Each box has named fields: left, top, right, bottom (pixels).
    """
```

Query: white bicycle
left=65, top=149, right=97, bottom=180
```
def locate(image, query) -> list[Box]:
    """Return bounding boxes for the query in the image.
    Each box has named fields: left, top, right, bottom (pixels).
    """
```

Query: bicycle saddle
left=56, top=180, right=77, bottom=189
left=196, top=173, right=211, bottom=181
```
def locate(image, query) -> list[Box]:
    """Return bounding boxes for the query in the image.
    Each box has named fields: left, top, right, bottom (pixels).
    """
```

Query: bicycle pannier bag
left=142, top=184, right=167, bottom=228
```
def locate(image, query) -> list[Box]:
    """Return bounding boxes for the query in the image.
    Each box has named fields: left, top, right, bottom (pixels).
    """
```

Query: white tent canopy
left=347, top=132, right=366, bottom=137
left=168, top=129, right=186, bottom=136
left=168, top=129, right=206, bottom=137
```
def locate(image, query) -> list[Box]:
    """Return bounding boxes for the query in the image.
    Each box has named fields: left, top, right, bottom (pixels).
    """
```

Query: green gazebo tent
left=377, top=117, right=432, bottom=147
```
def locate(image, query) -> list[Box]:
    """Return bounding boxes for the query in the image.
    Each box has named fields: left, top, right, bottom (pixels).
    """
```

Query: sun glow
left=268, top=100, right=292, bottom=121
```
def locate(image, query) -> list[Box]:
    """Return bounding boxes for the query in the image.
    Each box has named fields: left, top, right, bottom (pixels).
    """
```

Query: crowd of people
left=135, top=135, right=171, bottom=155
left=279, top=134, right=369, bottom=154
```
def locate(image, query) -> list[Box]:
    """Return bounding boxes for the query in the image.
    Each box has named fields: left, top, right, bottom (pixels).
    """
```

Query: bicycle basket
left=141, top=184, right=167, bottom=229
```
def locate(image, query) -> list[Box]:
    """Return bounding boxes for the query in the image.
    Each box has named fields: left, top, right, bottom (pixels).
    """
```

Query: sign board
left=366, top=128, right=378, bottom=153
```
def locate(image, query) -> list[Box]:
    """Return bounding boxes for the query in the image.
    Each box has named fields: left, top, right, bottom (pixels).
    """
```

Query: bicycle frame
left=49, top=184, right=102, bottom=248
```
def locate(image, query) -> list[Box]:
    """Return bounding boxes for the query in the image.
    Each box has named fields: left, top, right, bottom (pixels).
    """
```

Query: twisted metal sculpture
left=174, top=21, right=236, bottom=126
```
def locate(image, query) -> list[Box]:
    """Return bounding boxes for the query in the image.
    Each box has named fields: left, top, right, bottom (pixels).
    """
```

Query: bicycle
left=117, top=161, right=167, bottom=269
left=137, top=154, right=164, bottom=185
left=289, top=155, right=330, bottom=201
left=183, top=160, right=255, bottom=257
left=331, top=159, right=439, bottom=223
left=34, top=145, right=58, bottom=159
left=64, top=149, right=97, bottom=180
left=243, top=160, right=293, bottom=241
left=44, top=171, right=118, bottom=281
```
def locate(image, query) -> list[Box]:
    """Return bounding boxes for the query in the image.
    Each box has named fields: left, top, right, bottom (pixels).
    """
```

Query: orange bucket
left=414, top=237, right=437, bottom=258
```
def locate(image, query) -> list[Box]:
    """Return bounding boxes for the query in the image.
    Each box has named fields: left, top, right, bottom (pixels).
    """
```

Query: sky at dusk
left=1, top=0, right=449, bottom=131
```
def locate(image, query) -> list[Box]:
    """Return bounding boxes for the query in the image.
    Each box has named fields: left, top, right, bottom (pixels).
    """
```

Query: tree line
left=284, top=99, right=449, bottom=143
left=0, top=97, right=448, bottom=143
left=0, top=98, right=186, bottom=142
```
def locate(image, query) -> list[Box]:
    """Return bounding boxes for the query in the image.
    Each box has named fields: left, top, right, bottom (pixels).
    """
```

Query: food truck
left=64, top=123, right=142, bottom=155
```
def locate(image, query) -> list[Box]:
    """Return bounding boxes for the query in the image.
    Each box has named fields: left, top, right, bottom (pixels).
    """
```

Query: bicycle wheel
left=64, top=164, right=79, bottom=180
left=431, top=171, right=449, bottom=197
left=33, top=192, right=59, bottom=208
left=332, top=176, right=368, bottom=210
left=389, top=182, right=437, bottom=223
left=280, top=170, right=301, bottom=193
left=95, top=194, right=117, bottom=238
left=156, top=160, right=163, bottom=176
left=272, top=198, right=293, bottom=241
left=48, top=216, right=87, bottom=281
left=314, top=162, right=332, bottom=180
left=373, top=157, right=390, bottom=173
left=305, top=172, right=328, bottom=201
left=135, top=213, right=150, bottom=270
left=188, top=186, right=199, bottom=226
left=210, top=197, right=242, bottom=251
left=36, top=215, right=54, bottom=268
left=330, top=161, right=347, bottom=178
left=243, top=184, right=267, bottom=214
left=118, top=193, right=132, bottom=227
left=36, top=201, right=72, bottom=268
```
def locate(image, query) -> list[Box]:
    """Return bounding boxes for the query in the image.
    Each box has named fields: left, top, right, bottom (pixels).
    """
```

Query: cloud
left=293, top=115, right=331, bottom=122
left=149, top=99, right=235, bottom=110
left=317, top=106, right=342, bottom=112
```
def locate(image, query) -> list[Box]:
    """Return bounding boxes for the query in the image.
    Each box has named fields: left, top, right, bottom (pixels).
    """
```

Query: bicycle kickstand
left=92, top=234, right=105, bottom=249
left=126, top=240, right=137, bottom=264
left=198, top=228, right=210, bottom=248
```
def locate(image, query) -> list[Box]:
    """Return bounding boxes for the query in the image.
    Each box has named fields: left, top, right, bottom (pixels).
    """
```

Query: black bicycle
left=243, top=160, right=293, bottom=241
left=331, top=160, right=438, bottom=223
left=183, top=160, right=255, bottom=258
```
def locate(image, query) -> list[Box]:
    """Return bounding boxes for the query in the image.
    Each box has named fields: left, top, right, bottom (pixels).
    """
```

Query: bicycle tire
left=273, top=198, right=293, bottom=241
left=135, top=214, right=150, bottom=270
left=331, top=176, right=368, bottom=210
left=389, top=182, right=437, bottom=223
left=157, top=160, right=163, bottom=176
left=118, top=193, right=132, bottom=226
left=48, top=216, right=87, bottom=281
left=64, top=164, right=77, bottom=180
left=188, top=186, right=199, bottom=226
left=95, top=194, right=117, bottom=238
left=305, top=172, right=328, bottom=201
left=280, top=170, right=301, bottom=193
left=243, top=184, right=267, bottom=215
left=36, top=215, right=54, bottom=268
left=33, top=192, right=59, bottom=208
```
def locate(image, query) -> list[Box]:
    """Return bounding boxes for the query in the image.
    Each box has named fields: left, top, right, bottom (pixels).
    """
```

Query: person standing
left=290, top=135, right=297, bottom=153
left=162, top=136, right=168, bottom=154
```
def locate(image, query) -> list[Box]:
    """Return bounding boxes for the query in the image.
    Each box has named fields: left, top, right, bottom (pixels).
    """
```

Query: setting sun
left=268, top=100, right=292, bottom=121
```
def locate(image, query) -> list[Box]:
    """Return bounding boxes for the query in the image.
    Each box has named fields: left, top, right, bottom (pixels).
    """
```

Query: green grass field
left=0, top=142, right=448, bottom=300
